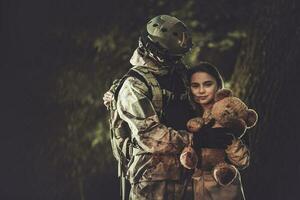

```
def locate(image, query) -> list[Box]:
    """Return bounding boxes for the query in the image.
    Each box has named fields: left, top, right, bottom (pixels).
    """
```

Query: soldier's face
left=190, top=72, right=218, bottom=106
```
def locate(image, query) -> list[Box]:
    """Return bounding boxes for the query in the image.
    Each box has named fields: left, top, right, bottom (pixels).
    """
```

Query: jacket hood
left=129, top=48, right=170, bottom=75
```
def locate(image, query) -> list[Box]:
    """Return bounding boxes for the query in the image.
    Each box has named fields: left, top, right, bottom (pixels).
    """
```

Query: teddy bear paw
left=213, top=162, right=238, bottom=186
left=180, top=146, right=198, bottom=169
left=186, top=117, right=205, bottom=133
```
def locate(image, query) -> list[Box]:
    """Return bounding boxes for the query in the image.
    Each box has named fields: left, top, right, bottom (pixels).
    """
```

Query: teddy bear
left=180, top=88, right=258, bottom=186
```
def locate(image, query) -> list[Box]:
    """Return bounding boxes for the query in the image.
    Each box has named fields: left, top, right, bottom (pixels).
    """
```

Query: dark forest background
left=2, top=0, right=300, bottom=200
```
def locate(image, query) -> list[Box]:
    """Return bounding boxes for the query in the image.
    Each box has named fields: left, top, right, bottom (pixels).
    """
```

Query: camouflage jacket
left=117, top=49, right=192, bottom=183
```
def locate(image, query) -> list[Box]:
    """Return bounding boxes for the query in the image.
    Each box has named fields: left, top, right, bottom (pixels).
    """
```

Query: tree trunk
left=230, top=1, right=299, bottom=199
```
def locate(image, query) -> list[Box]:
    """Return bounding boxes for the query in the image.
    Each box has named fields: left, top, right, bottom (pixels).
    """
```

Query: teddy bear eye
left=223, top=110, right=230, bottom=115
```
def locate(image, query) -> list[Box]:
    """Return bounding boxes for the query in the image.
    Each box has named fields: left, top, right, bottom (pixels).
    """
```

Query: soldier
left=105, top=15, right=194, bottom=200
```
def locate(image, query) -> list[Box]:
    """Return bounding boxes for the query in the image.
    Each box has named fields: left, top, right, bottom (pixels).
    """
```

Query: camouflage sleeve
left=225, top=138, right=250, bottom=170
left=117, top=76, right=192, bottom=154
left=109, top=78, right=122, bottom=94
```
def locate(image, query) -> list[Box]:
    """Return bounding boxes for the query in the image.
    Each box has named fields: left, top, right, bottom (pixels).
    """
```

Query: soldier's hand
left=103, top=91, right=114, bottom=108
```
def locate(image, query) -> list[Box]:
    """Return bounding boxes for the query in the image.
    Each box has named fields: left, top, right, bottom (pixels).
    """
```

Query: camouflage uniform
left=116, top=49, right=192, bottom=200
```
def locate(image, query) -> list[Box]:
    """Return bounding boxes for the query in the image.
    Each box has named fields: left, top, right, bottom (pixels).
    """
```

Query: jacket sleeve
left=225, top=138, right=250, bottom=170
left=109, top=78, right=122, bottom=94
left=117, top=76, right=192, bottom=154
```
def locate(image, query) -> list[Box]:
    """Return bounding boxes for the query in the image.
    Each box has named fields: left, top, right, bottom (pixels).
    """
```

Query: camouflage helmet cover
left=144, top=15, right=192, bottom=57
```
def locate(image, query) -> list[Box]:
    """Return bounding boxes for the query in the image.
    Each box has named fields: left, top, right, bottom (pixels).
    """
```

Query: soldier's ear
left=215, top=89, right=233, bottom=102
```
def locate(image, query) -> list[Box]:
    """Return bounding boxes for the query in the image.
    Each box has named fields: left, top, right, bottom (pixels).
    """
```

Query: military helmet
left=140, top=15, right=192, bottom=60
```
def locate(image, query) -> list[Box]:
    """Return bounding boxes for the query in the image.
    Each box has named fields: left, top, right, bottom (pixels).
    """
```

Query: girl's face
left=190, top=72, right=218, bottom=106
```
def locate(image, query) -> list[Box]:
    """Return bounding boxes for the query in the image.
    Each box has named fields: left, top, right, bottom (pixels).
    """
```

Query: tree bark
left=230, top=1, right=300, bottom=199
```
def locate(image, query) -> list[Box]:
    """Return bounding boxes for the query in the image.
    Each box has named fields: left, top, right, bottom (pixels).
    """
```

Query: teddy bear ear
left=246, top=109, right=258, bottom=128
left=215, top=89, right=233, bottom=102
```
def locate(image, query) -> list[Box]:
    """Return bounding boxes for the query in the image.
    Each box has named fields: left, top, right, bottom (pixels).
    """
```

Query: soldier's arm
left=225, top=138, right=250, bottom=170
left=117, top=76, right=192, bottom=154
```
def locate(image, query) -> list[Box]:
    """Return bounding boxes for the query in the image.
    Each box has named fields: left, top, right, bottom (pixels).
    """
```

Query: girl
left=187, top=62, right=249, bottom=200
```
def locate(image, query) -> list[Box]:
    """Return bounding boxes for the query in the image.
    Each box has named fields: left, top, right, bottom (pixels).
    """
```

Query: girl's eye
left=204, top=82, right=213, bottom=87
left=191, top=84, right=199, bottom=88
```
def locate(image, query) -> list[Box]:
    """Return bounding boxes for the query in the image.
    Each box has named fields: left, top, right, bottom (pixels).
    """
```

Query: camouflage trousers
left=129, top=180, right=193, bottom=200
